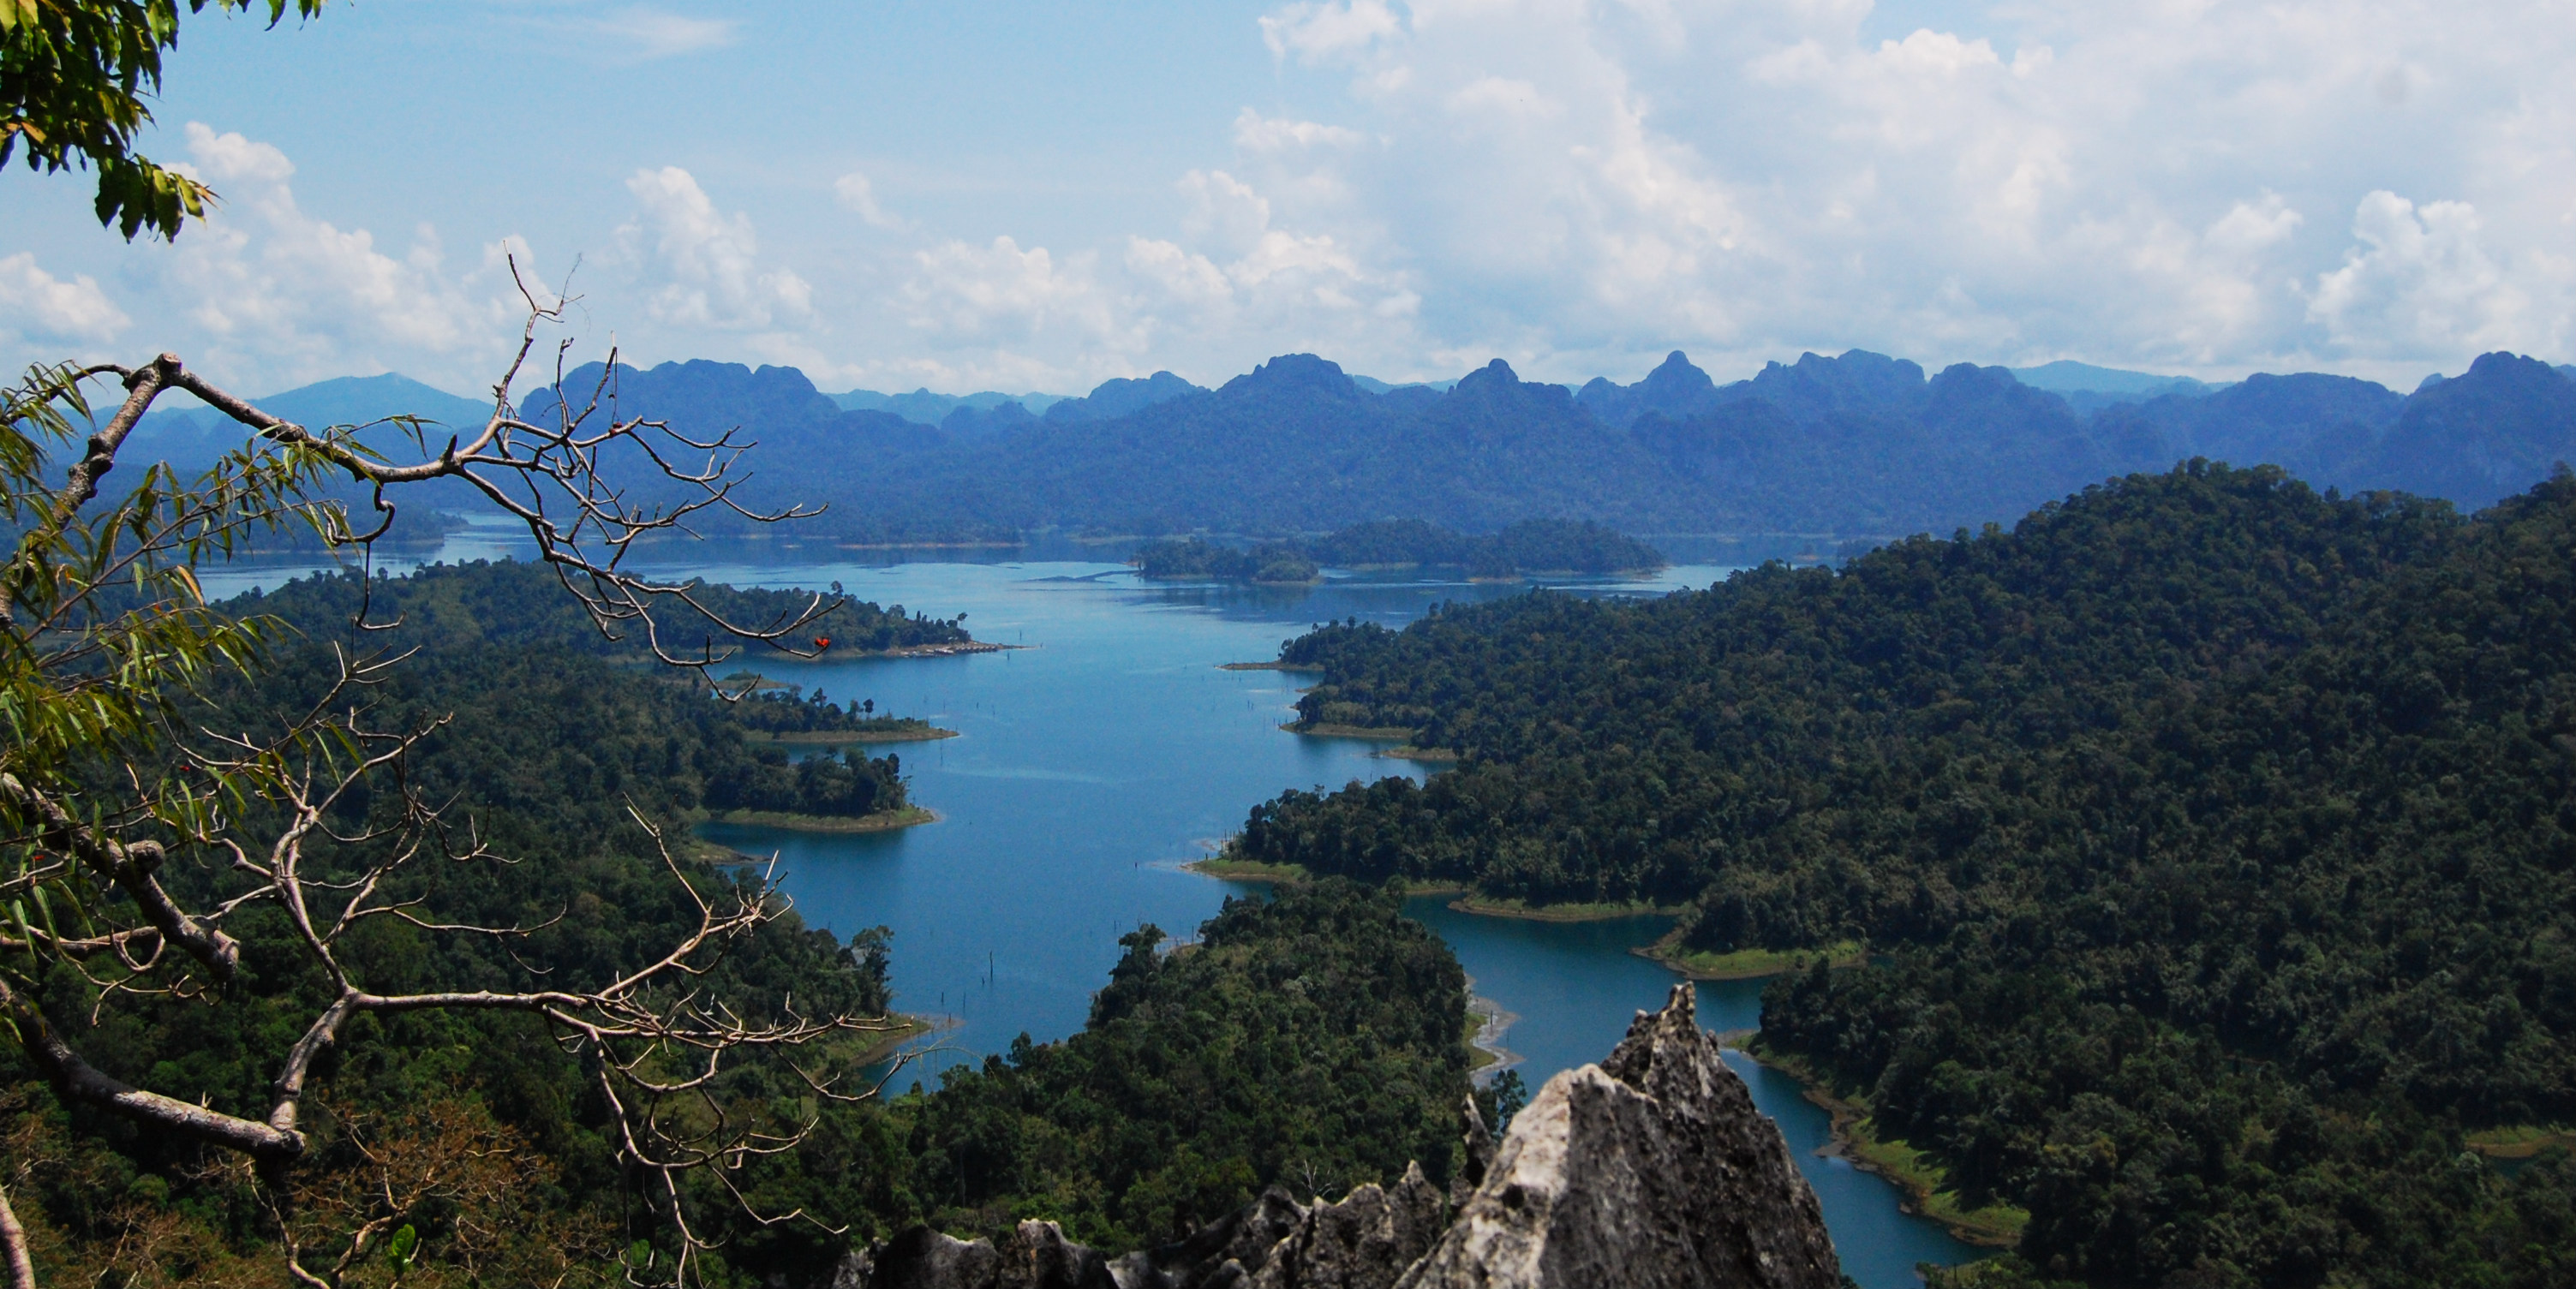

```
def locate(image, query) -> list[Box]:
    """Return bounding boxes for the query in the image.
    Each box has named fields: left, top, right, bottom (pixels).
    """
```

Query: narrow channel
left=207, top=537, right=1981, bottom=1286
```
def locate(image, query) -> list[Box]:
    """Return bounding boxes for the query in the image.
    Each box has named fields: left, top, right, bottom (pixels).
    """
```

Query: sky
left=3, top=0, right=2571, bottom=399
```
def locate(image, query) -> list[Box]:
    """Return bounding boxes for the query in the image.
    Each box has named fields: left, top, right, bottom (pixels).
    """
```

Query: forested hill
left=503, top=349, right=2576, bottom=546
left=1228, top=463, right=2576, bottom=1287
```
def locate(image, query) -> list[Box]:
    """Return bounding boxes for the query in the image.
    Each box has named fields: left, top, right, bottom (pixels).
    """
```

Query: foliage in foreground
left=4, top=560, right=910, bottom=1286
left=1229, top=462, right=2576, bottom=1286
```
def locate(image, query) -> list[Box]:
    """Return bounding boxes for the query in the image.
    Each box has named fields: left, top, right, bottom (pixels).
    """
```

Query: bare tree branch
left=0, top=1178, right=34, bottom=1289
left=0, top=297, right=928, bottom=1285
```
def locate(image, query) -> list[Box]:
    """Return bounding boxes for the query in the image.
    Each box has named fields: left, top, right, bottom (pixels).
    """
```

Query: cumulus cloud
left=1185, top=0, right=2576, bottom=382
left=15, top=0, right=2576, bottom=396
left=834, top=172, right=905, bottom=230
left=126, top=122, right=529, bottom=390
left=0, top=254, right=129, bottom=345
left=900, top=236, right=1121, bottom=348
left=2307, top=191, right=2525, bottom=358
left=1233, top=110, right=1369, bottom=153
left=1260, top=0, right=1402, bottom=63
left=622, top=166, right=814, bottom=330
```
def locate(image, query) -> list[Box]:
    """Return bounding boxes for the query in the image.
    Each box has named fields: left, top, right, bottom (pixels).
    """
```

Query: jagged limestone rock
left=846, top=985, right=1839, bottom=1289
left=1395, top=983, right=1841, bottom=1289
left=1451, top=1098, right=1496, bottom=1208
left=1239, top=1162, right=1445, bottom=1289
left=852, top=1174, right=1443, bottom=1289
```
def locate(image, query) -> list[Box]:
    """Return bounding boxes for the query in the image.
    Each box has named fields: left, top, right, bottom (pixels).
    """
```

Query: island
left=1133, top=517, right=1665, bottom=584
left=726, top=686, right=960, bottom=744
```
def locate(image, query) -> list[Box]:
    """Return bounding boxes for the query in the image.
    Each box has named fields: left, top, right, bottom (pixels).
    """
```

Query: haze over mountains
left=134, top=349, right=2576, bottom=548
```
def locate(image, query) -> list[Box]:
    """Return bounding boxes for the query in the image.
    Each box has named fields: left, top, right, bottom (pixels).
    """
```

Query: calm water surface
left=210, top=539, right=1978, bottom=1286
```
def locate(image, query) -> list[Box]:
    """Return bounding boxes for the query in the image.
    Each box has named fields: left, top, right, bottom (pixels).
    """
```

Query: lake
left=212, top=537, right=1981, bottom=1286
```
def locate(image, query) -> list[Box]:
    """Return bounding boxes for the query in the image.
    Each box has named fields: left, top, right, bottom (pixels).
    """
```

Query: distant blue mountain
left=833, top=386, right=1069, bottom=424
left=129, top=349, right=2576, bottom=546
left=2009, top=360, right=2219, bottom=397
left=1043, top=371, right=1204, bottom=424
left=128, top=372, right=490, bottom=474
left=1350, top=374, right=1460, bottom=395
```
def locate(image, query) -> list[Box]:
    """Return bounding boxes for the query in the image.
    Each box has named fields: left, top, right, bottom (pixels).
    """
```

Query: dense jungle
left=1229, top=462, right=2576, bottom=1287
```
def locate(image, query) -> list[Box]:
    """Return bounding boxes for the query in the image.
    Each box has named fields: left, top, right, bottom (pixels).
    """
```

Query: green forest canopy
left=1228, top=462, right=2576, bottom=1288
left=3, top=560, right=1471, bottom=1286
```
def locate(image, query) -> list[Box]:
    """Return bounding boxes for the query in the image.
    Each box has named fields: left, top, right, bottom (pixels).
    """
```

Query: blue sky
left=3, top=1, right=2569, bottom=397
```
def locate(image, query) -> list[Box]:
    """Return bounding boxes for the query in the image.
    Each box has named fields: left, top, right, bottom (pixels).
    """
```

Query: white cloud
left=132, top=123, right=517, bottom=390
left=622, top=166, right=814, bottom=330
left=833, top=172, right=905, bottom=230
left=592, top=9, right=738, bottom=60
left=900, top=236, right=1121, bottom=348
left=1180, top=170, right=1275, bottom=255
left=1260, top=0, right=1402, bottom=63
left=2307, top=191, right=2525, bottom=358
left=1127, top=238, right=1235, bottom=307
left=1232, top=110, right=1369, bottom=153
left=1190, top=0, right=2576, bottom=382
left=0, top=254, right=130, bottom=344
left=16, top=0, right=2576, bottom=396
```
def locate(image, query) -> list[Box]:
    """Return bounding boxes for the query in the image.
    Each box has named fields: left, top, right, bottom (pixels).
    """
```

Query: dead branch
left=0, top=296, right=926, bottom=1286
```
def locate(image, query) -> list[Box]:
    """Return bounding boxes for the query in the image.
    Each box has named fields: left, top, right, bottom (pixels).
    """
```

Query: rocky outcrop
left=843, top=985, right=1838, bottom=1289
left=1396, top=983, right=1840, bottom=1289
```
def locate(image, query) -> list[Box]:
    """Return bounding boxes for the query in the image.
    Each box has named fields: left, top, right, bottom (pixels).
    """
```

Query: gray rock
left=865, top=1226, right=1002, bottom=1288
left=849, top=985, right=1839, bottom=1289
left=1395, top=983, right=1841, bottom=1289
left=1451, top=1099, right=1496, bottom=1208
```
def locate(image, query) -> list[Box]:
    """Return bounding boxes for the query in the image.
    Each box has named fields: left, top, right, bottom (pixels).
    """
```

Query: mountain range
left=127, top=350, right=2576, bottom=546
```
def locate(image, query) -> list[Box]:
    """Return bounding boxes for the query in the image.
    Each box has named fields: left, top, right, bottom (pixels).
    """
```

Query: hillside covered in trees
left=892, top=880, right=1470, bottom=1251
left=1225, top=463, right=2576, bottom=1287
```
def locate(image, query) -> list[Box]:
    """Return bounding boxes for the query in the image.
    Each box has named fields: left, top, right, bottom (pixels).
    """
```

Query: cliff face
left=843, top=984, right=1839, bottom=1289
left=1397, top=983, right=1840, bottom=1289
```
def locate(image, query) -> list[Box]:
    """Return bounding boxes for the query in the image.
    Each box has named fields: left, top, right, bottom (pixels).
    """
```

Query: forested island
left=678, top=580, right=977, bottom=656
left=1133, top=519, right=1663, bottom=583
left=228, top=564, right=940, bottom=835
left=1224, top=462, right=2576, bottom=1287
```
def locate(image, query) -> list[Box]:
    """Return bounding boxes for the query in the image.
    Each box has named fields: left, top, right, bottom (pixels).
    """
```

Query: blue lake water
left=209, top=540, right=1979, bottom=1285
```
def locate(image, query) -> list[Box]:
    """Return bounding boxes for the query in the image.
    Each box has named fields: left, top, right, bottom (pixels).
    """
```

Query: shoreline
left=1447, top=896, right=1686, bottom=924
left=1217, top=660, right=1327, bottom=672
left=853, top=1013, right=947, bottom=1069
left=1731, top=1039, right=2027, bottom=1248
left=1464, top=979, right=1521, bottom=1077
left=868, top=641, right=1019, bottom=659
left=1378, top=744, right=1461, bottom=762
left=1638, top=935, right=1868, bottom=981
left=1180, top=861, right=1680, bottom=925
left=1182, top=853, right=2020, bottom=1249
left=747, top=726, right=961, bottom=745
left=1280, top=720, right=1416, bottom=740
left=1180, top=859, right=1473, bottom=903
left=693, top=805, right=941, bottom=837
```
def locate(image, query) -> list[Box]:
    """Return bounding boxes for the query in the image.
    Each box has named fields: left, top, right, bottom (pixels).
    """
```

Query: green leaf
left=385, top=1222, right=418, bottom=1270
